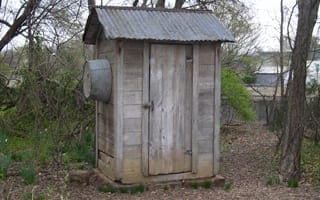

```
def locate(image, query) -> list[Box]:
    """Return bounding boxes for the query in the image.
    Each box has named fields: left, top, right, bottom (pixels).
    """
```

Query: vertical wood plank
left=213, top=44, right=221, bottom=175
left=192, top=44, right=199, bottom=173
left=95, top=102, right=99, bottom=167
left=149, top=44, right=192, bottom=175
left=95, top=40, right=99, bottom=168
left=115, top=40, right=124, bottom=181
left=142, top=41, right=150, bottom=176
left=184, top=45, right=193, bottom=172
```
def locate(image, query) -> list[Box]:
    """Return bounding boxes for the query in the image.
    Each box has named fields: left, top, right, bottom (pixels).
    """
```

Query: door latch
left=143, top=101, right=154, bottom=111
left=184, top=149, right=192, bottom=155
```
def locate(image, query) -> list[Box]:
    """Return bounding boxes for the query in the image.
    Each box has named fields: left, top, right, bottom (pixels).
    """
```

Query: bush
left=201, top=181, right=212, bottom=189
left=221, top=67, right=256, bottom=121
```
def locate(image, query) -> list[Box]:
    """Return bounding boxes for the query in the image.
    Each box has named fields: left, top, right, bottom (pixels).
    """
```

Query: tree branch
left=0, top=0, right=40, bottom=51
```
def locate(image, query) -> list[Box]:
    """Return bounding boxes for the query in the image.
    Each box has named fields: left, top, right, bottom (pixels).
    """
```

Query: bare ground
left=2, top=124, right=320, bottom=199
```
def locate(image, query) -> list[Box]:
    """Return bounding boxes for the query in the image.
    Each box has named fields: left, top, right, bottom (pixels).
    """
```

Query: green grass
left=130, top=184, right=145, bottom=194
left=287, top=178, right=299, bottom=188
left=201, top=181, right=212, bottom=189
left=19, top=165, right=37, bottom=185
left=162, top=185, right=169, bottom=190
left=266, top=176, right=280, bottom=186
left=301, top=140, right=320, bottom=185
left=191, top=182, right=199, bottom=189
left=224, top=182, right=232, bottom=190
left=119, top=187, right=129, bottom=193
left=0, top=153, right=10, bottom=180
left=0, top=128, right=95, bottom=181
left=98, top=185, right=115, bottom=193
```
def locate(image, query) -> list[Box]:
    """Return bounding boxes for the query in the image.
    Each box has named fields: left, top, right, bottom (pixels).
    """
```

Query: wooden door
left=148, top=44, right=192, bottom=175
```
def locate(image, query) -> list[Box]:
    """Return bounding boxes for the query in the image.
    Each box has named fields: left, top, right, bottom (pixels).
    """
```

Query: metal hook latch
left=143, top=101, right=154, bottom=111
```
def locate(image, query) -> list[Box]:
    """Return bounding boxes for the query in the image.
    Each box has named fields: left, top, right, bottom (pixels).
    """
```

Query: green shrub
left=287, top=179, right=299, bottom=188
left=221, top=67, right=256, bottom=121
left=201, top=181, right=212, bottom=189
left=224, top=182, right=232, bottom=190
left=19, top=166, right=37, bottom=185
left=191, top=182, right=199, bottom=189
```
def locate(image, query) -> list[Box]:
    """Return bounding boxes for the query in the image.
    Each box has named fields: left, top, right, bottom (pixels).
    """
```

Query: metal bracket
left=184, top=149, right=192, bottom=155
left=143, top=101, right=154, bottom=111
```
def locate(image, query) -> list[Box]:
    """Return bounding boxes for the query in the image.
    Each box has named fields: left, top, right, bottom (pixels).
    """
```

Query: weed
left=266, top=176, right=280, bottom=186
left=19, top=166, right=37, bottom=185
left=163, top=185, right=169, bottom=190
left=191, top=182, right=199, bottom=189
left=287, top=179, right=299, bottom=188
left=98, top=184, right=115, bottom=193
left=130, top=184, right=145, bottom=194
left=201, top=181, right=212, bottom=189
left=64, top=131, right=95, bottom=165
left=33, top=195, right=46, bottom=200
left=119, top=187, right=129, bottom=193
left=301, top=140, right=320, bottom=184
left=0, top=153, right=10, bottom=180
left=11, top=151, right=23, bottom=161
left=224, top=182, right=232, bottom=190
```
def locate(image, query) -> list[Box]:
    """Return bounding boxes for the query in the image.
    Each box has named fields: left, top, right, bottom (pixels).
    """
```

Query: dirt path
left=3, top=124, right=320, bottom=199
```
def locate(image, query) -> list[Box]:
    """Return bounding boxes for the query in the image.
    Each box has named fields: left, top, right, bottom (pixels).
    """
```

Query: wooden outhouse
left=83, top=6, right=234, bottom=184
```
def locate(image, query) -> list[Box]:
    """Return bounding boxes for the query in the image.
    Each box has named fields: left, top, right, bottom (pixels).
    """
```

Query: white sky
left=0, top=0, right=312, bottom=51
left=244, top=0, right=298, bottom=51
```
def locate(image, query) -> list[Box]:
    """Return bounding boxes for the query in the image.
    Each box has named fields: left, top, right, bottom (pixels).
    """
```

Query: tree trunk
left=279, top=0, right=285, bottom=97
left=156, top=0, right=165, bottom=8
left=87, top=0, right=95, bottom=11
left=174, top=0, right=185, bottom=9
left=280, top=0, right=320, bottom=181
left=0, top=0, right=39, bottom=51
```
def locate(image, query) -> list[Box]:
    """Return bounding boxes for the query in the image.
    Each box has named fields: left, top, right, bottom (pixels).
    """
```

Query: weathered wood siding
left=122, top=41, right=144, bottom=179
left=148, top=44, right=192, bottom=175
left=96, top=34, right=117, bottom=180
left=94, top=38, right=220, bottom=184
left=120, top=42, right=220, bottom=183
left=197, top=44, right=219, bottom=176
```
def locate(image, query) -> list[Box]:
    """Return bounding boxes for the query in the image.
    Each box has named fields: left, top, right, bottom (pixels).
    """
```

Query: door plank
left=149, top=44, right=192, bottom=175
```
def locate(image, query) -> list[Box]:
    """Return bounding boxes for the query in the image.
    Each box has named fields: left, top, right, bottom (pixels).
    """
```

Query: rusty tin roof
left=83, top=6, right=234, bottom=44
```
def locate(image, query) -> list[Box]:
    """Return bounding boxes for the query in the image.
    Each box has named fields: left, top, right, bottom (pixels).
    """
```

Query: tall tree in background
left=280, top=0, right=320, bottom=181
left=0, top=0, right=40, bottom=51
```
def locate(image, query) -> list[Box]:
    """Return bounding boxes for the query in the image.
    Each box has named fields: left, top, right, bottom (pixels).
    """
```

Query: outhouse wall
left=95, top=34, right=118, bottom=181
left=95, top=32, right=221, bottom=183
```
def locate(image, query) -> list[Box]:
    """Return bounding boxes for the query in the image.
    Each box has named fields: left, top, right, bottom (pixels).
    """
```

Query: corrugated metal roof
left=83, top=6, right=234, bottom=44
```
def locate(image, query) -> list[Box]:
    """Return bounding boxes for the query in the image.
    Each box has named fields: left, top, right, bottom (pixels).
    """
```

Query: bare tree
left=156, top=0, right=165, bottom=8
left=280, top=0, right=320, bottom=181
left=87, top=0, right=96, bottom=11
left=0, top=0, right=40, bottom=51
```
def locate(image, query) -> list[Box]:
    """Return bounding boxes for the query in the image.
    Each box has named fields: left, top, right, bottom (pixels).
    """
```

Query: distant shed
left=83, top=6, right=234, bottom=184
